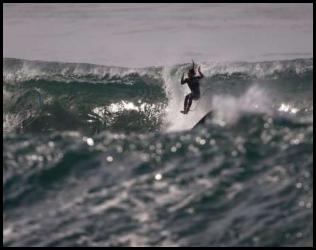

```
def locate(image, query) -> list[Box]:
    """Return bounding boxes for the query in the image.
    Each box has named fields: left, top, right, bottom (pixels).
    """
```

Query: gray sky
left=3, top=3, right=313, bottom=67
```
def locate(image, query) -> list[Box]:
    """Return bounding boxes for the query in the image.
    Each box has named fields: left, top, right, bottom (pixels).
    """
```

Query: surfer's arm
left=181, top=73, right=187, bottom=85
left=197, top=66, right=204, bottom=79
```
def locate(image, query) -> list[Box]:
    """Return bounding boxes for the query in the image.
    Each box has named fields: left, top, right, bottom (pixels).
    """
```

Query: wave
left=3, top=57, right=312, bottom=82
left=3, top=58, right=313, bottom=247
left=3, top=57, right=313, bottom=133
left=3, top=58, right=163, bottom=84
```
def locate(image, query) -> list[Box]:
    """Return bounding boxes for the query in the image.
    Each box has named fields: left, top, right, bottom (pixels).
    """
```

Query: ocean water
left=3, top=3, right=313, bottom=247
left=3, top=57, right=313, bottom=247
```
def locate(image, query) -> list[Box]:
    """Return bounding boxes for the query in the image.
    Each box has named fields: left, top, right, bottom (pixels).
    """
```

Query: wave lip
left=3, top=57, right=313, bottom=83
left=3, top=58, right=163, bottom=84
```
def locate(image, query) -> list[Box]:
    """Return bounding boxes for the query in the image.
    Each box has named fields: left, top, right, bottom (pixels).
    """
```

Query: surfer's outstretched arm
left=181, top=73, right=187, bottom=85
left=197, top=66, right=204, bottom=79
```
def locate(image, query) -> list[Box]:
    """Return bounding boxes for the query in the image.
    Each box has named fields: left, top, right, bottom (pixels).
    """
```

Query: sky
left=3, top=3, right=313, bottom=67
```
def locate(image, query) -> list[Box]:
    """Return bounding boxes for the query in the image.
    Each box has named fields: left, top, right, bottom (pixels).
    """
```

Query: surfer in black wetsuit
left=180, top=61, right=204, bottom=114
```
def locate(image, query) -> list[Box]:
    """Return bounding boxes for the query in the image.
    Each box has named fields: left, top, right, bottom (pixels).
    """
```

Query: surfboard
left=192, top=110, right=213, bottom=128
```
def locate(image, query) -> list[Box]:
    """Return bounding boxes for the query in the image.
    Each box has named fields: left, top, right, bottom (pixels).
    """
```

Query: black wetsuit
left=181, top=75, right=203, bottom=113
left=187, top=76, right=201, bottom=99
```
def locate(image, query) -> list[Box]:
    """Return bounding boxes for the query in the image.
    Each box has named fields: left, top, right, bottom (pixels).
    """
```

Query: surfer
left=180, top=61, right=204, bottom=114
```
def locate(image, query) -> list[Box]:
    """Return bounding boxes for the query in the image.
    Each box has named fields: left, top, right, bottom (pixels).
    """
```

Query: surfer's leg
left=187, top=94, right=193, bottom=112
left=184, top=94, right=190, bottom=111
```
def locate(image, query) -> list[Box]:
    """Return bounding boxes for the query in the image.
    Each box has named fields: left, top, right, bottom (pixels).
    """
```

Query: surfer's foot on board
left=180, top=110, right=189, bottom=114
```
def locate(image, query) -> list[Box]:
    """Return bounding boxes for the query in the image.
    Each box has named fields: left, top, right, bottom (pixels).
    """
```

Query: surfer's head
left=188, top=68, right=195, bottom=78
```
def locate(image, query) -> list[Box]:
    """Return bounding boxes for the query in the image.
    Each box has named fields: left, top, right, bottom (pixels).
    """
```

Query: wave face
left=3, top=58, right=313, bottom=247
left=3, top=58, right=167, bottom=134
left=3, top=57, right=313, bottom=133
